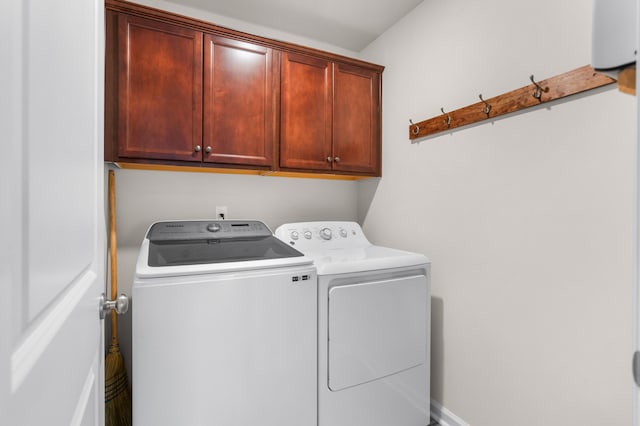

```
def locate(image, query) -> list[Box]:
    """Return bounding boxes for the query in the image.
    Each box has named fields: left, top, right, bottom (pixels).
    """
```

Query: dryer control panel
left=274, top=221, right=371, bottom=251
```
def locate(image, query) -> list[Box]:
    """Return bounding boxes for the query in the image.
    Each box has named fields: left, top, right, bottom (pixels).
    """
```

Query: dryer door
left=327, top=274, right=428, bottom=391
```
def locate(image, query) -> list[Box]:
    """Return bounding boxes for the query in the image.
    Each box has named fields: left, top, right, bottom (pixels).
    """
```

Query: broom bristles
left=105, top=344, right=131, bottom=426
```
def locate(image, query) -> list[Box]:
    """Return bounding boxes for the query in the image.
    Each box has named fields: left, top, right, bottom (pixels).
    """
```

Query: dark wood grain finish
left=104, top=10, right=119, bottom=162
left=409, top=65, right=615, bottom=140
left=203, top=35, right=275, bottom=166
left=116, top=14, right=203, bottom=161
left=280, top=52, right=333, bottom=171
left=333, top=63, right=380, bottom=175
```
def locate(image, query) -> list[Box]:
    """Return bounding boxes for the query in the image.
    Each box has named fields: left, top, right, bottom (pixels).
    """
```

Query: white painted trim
left=10, top=270, right=96, bottom=392
left=430, top=399, right=470, bottom=426
left=70, top=367, right=96, bottom=426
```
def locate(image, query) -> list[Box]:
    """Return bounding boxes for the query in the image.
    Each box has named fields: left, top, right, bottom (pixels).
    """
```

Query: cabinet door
left=117, top=15, right=203, bottom=162
left=333, top=63, right=381, bottom=175
left=203, top=35, right=275, bottom=167
left=280, top=52, right=333, bottom=171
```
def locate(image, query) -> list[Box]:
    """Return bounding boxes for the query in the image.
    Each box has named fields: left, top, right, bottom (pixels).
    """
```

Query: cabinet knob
left=194, top=145, right=201, bottom=152
left=205, top=146, right=212, bottom=154
left=334, top=156, right=341, bottom=163
left=326, top=157, right=333, bottom=163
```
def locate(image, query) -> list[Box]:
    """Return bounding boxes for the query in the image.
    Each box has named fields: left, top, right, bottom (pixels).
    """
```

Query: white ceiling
left=164, top=0, right=424, bottom=51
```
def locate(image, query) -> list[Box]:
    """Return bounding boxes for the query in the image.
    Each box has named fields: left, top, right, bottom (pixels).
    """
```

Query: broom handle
left=108, top=170, right=119, bottom=346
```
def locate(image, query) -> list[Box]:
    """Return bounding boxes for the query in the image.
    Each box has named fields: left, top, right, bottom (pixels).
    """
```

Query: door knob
left=194, top=145, right=201, bottom=152
left=100, top=293, right=129, bottom=319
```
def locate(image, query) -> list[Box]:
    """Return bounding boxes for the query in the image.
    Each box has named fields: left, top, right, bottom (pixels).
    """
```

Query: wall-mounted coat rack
left=408, top=65, right=616, bottom=140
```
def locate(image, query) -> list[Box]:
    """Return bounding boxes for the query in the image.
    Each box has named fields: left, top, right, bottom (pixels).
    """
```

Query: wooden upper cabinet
left=280, top=52, right=333, bottom=171
left=333, top=63, right=380, bottom=175
left=203, top=36, right=275, bottom=167
left=114, top=13, right=203, bottom=162
left=280, top=53, right=381, bottom=176
left=104, top=0, right=383, bottom=177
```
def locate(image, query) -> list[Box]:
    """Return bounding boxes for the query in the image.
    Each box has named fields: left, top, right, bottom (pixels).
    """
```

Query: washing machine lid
left=136, top=220, right=312, bottom=278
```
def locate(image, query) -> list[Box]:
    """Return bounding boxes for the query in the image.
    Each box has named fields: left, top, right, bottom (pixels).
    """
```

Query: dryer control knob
left=320, top=228, right=332, bottom=240
left=339, top=228, right=348, bottom=238
left=290, top=231, right=299, bottom=240
left=303, top=230, right=312, bottom=239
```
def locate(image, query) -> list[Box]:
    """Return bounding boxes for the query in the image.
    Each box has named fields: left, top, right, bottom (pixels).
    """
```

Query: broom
left=105, top=170, right=132, bottom=426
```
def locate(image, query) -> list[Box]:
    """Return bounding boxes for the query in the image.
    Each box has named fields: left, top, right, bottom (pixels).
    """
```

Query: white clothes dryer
left=133, top=220, right=317, bottom=426
left=275, top=221, right=431, bottom=426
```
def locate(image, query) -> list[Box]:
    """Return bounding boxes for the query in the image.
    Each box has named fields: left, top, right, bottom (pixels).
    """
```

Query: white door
left=1, top=0, right=106, bottom=425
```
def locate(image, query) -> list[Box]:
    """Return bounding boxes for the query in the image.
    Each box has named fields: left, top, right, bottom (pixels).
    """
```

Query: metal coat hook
left=479, top=94, right=491, bottom=116
left=530, top=75, right=549, bottom=100
left=409, top=119, right=420, bottom=135
left=441, top=107, right=452, bottom=128
left=407, top=66, right=615, bottom=140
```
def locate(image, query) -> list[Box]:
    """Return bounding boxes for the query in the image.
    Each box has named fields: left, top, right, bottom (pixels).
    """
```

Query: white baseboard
left=430, top=399, right=470, bottom=426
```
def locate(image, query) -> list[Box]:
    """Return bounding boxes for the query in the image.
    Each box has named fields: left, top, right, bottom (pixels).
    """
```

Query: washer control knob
left=303, top=230, right=312, bottom=240
left=339, top=228, right=348, bottom=238
left=207, top=223, right=221, bottom=232
left=320, top=228, right=332, bottom=240
left=290, top=231, right=299, bottom=240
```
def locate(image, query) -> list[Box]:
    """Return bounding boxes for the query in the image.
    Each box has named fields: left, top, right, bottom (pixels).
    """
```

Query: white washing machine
left=133, top=220, right=317, bottom=426
left=275, top=221, right=431, bottom=426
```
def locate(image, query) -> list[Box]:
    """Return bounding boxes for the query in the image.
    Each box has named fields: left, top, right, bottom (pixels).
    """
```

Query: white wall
left=358, top=0, right=635, bottom=425
left=112, top=169, right=358, bottom=249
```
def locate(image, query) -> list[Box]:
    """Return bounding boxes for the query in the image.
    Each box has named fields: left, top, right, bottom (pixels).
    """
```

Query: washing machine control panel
left=276, top=221, right=370, bottom=250
left=148, top=220, right=273, bottom=241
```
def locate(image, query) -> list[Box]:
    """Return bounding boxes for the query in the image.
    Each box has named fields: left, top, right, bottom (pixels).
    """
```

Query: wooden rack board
left=408, top=65, right=616, bottom=140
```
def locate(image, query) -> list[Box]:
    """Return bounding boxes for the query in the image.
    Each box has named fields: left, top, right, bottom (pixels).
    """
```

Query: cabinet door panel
left=280, top=52, right=333, bottom=171
left=203, top=36, right=274, bottom=166
left=333, top=63, right=380, bottom=175
left=118, top=15, right=202, bottom=161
